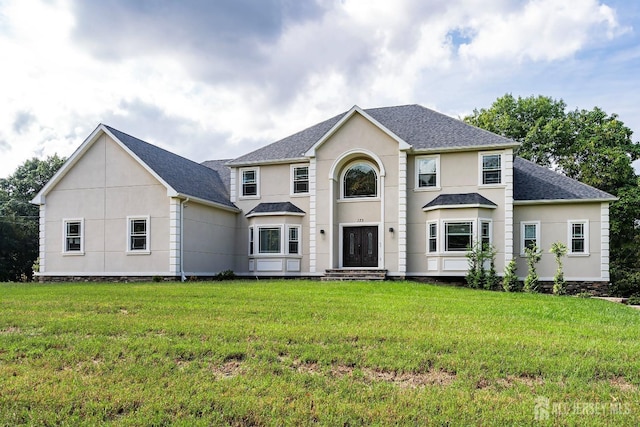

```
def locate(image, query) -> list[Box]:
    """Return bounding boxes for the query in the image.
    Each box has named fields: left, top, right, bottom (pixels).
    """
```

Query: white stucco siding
left=182, top=202, right=237, bottom=274
left=513, top=203, right=604, bottom=281
left=405, top=151, right=508, bottom=276
left=42, top=134, right=171, bottom=275
left=313, top=112, right=401, bottom=272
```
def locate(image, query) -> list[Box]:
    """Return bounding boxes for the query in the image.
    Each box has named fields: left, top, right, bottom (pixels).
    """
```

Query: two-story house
left=32, top=104, right=615, bottom=290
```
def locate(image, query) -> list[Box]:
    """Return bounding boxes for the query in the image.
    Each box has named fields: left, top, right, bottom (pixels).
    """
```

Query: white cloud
left=0, top=0, right=637, bottom=178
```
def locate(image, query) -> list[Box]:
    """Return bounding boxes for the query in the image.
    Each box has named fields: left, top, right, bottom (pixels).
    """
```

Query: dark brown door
left=343, top=226, right=378, bottom=268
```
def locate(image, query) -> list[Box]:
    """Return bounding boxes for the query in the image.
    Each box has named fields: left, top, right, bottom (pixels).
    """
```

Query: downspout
left=180, top=198, right=189, bottom=281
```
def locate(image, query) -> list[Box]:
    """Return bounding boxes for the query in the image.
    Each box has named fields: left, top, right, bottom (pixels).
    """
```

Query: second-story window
left=416, top=156, right=439, bottom=189
left=292, top=166, right=309, bottom=194
left=241, top=168, right=258, bottom=197
left=481, top=154, right=502, bottom=185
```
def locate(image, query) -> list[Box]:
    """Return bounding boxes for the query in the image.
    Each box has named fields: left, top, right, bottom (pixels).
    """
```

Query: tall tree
left=0, top=155, right=65, bottom=281
left=465, top=94, right=640, bottom=296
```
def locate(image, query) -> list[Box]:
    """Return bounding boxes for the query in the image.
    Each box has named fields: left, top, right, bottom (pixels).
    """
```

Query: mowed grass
left=1, top=281, right=639, bottom=425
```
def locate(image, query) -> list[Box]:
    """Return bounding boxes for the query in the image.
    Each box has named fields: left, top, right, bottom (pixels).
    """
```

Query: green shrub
left=523, top=245, right=542, bottom=293
left=550, top=242, right=568, bottom=295
left=215, top=270, right=236, bottom=281
left=465, top=242, right=497, bottom=290
left=627, top=294, right=640, bottom=305
left=502, top=258, right=519, bottom=292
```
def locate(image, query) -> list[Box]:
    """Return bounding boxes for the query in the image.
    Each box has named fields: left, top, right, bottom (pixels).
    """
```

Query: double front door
left=343, top=226, right=378, bottom=268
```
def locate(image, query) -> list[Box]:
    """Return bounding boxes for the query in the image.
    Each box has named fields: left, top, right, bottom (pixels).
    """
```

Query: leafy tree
left=0, top=155, right=65, bottom=281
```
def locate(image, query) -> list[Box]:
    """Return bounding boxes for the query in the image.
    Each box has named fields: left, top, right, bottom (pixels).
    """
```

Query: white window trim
left=240, top=167, right=260, bottom=199
left=340, top=160, right=380, bottom=200
left=568, top=220, right=590, bottom=256
left=415, top=155, right=441, bottom=191
left=290, top=164, right=310, bottom=196
left=520, top=221, right=540, bottom=256
left=248, top=226, right=254, bottom=256
left=480, top=218, right=492, bottom=247
left=256, top=224, right=284, bottom=255
left=442, top=219, right=476, bottom=254
left=62, top=218, right=84, bottom=255
left=127, top=215, right=150, bottom=255
left=478, top=151, right=505, bottom=187
left=287, top=225, right=302, bottom=255
left=426, top=220, right=438, bottom=254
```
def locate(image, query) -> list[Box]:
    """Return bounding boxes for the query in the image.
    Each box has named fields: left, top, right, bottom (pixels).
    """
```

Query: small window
left=288, top=226, right=300, bottom=254
left=569, top=221, right=589, bottom=255
left=343, top=163, right=377, bottom=198
left=241, top=168, right=258, bottom=197
left=521, top=221, right=540, bottom=254
left=480, top=220, right=491, bottom=247
left=128, top=216, right=149, bottom=252
left=445, top=221, right=473, bottom=252
left=63, top=219, right=84, bottom=253
left=248, top=227, right=254, bottom=255
left=416, top=156, right=439, bottom=189
left=292, top=166, right=309, bottom=194
left=259, top=227, right=281, bottom=254
left=481, top=153, right=502, bottom=185
left=428, top=222, right=437, bottom=253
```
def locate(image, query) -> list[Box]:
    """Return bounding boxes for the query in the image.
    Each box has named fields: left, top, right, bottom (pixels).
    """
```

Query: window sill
left=239, top=195, right=260, bottom=200
left=62, top=252, right=85, bottom=256
left=127, top=250, right=151, bottom=256
left=337, top=197, right=380, bottom=203
left=290, top=193, right=310, bottom=198
left=479, top=183, right=505, bottom=188
left=414, top=187, right=441, bottom=192
left=568, top=253, right=590, bottom=257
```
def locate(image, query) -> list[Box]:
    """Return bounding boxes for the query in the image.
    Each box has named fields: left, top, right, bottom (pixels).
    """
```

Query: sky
left=1, top=0, right=639, bottom=179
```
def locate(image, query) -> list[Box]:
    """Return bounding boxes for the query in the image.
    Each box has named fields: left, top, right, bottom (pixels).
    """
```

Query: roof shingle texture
left=423, top=193, right=497, bottom=209
left=228, top=104, right=516, bottom=165
left=513, top=157, right=615, bottom=201
left=105, top=125, right=236, bottom=209
left=246, top=202, right=305, bottom=216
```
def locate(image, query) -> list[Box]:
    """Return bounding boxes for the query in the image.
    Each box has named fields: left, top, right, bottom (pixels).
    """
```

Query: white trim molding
left=504, top=150, right=514, bottom=263
left=398, top=151, right=407, bottom=274
left=309, top=158, right=317, bottom=273
left=600, top=203, right=610, bottom=280
left=169, top=199, right=180, bottom=275
left=567, top=219, right=590, bottom=256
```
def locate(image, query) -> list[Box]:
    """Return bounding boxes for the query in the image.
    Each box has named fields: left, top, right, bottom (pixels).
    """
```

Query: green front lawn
left=1, top=280, right=639, bottom=425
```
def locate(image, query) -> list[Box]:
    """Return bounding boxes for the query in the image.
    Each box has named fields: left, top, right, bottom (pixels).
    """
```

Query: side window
left=481, top=153, right=502, bottom=185
left=241, top=168, right=259, bottom=197
left=416, top=156, right=439, bottom=189
left=427, top=221, right=437, bottom=253
left=568, top=220, right=589, bottom=255
left=63, top=219, right=84, bottom=254
left=292, top=166, right=309, bottom=194
left=128, top=216, right=149, bottom=253
left=288, top=226, right=300, bottom=254
left=248, top=227, right=254, bottom=255
left=480, top=220, right=491, bottom=247
left=521, top=221, right=540, bottom=254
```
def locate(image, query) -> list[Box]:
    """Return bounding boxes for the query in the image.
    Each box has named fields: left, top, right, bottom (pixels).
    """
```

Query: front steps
left=323, top=269, right=388, bottom=281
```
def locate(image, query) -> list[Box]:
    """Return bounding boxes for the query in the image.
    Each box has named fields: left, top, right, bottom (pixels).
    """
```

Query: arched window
left=343, top=162, right=377, bottom=198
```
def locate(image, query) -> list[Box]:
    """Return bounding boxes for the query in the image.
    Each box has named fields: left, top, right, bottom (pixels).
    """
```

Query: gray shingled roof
left=423, top=193, right=497, bottom=210
left=201, top=159, right=232, bottom=197
left=246, top=202, right=305, bottom=216
left=104, top=125, right=237, bottom=209
left=227, top=104, right=516, bottom=165
left=513, top=157, right=615, bottom=202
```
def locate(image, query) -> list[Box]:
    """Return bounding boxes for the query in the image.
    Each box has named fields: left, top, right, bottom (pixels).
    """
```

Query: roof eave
left=513, top=197, right=617, bottom=205
left=422, top=203, right=498, bottom=212
left=176, top=194, right=239, bottom=212
left=411, top=142, right=519, bottom=155
left=246, top=211, right=305, bottom=218
left=226, top=157, right=309, bottom=168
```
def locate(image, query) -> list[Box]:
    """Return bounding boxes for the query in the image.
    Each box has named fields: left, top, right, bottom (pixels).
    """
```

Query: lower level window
left=128, top=216, right=149, bottom=252
left=63, top=219, right=84, bottom=253
left=288, top=226, right=300, bottom=254
left=428, top=222, right=437, bottom=253
left=445, top=222, right=473, bottom=251
left=569, top=221, right=588, bottom=254
left=259, top=227, right=281, bottom=254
